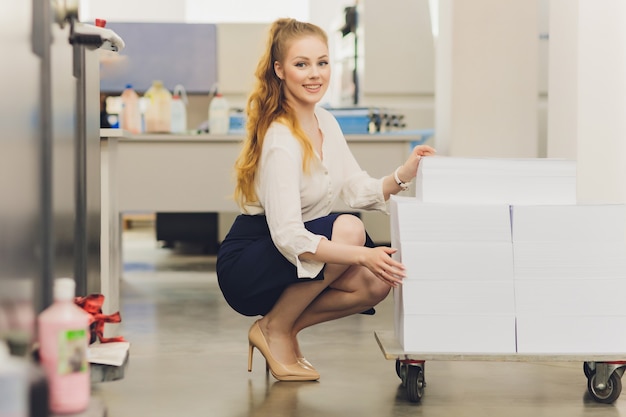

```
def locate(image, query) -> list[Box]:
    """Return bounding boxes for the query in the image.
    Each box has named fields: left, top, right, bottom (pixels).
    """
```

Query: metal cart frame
left=375, top=331, right=626, bottom=404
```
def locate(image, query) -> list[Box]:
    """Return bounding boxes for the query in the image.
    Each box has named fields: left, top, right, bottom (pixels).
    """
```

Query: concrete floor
left=92, top=227, right=626, bottom=417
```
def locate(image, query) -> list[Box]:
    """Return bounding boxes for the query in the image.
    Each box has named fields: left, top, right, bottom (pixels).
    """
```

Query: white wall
left=436, top=0, right=539, bottom=157
left=548, top=0, right=626, bottom=204
left=80, top=0, right=309, bottom=23
left=537, top=0, right=550, bottom=158
left=360, top=0, right=435, bottom=130
left=80, top=0, right=185, bottom=22
left=546, top=0, right=577, bottom=161
left=185, top=0, right=308, bottom=23
left=362, top=0, right=434, bottom=95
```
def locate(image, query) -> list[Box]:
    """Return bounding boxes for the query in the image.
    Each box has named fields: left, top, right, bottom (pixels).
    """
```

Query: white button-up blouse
left=242, top=107, right=387, bottom=278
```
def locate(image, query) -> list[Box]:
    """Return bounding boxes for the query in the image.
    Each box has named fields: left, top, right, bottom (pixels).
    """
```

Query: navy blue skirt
left=216, top=213, right=374, bottom=316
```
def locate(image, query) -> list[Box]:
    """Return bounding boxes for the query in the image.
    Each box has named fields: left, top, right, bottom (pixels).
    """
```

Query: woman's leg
left=293, top=265, right=390, bottom=333
left=288, top=264, right=390, bottom=360
left=257, top=214, right=391, bottom=365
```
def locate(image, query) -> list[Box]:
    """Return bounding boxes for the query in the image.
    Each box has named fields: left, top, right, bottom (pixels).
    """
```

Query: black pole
left=341, top=5, right=359, bottom=106
left=353, top=31, right=358, bottom=105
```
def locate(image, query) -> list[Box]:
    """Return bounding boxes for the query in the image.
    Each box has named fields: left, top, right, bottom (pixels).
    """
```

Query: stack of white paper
left=391, top=157, right=626, bottom=356
left=414, top=157, right=577, bottom=205
left=512, top=204, right=626, bottom=353
left=390, top=196, right=516, bottom=353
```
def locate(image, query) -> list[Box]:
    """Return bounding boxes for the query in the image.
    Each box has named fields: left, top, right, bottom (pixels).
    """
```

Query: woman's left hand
left=397, top=145, right=436, bottom=183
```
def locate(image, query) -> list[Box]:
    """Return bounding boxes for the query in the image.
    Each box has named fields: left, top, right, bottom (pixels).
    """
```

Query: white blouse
left=242, top=107, right=387, bottom=278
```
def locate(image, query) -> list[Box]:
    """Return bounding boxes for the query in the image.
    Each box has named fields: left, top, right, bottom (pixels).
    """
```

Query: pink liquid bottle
left=38, top=278, right=91, bottom=414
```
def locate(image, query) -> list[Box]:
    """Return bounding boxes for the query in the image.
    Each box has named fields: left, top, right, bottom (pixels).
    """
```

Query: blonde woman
left=216, top=18, right=435, bottom=382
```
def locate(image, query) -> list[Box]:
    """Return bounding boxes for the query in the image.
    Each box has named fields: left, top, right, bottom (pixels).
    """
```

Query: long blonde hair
left=233, top=18, right=329, bottom=208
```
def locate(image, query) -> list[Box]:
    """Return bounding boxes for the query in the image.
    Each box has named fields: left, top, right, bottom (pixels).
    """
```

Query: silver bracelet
left=394, top=166, right=411, bottom=191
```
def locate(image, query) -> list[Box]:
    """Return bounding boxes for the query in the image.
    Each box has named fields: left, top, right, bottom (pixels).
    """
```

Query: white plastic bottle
left=208, top=93, right=230, bottom=135
left=120, top=84, right=141, bottom=134
left=139, top=97, right=150, bottom=134
left=38, top=278, right=91, bottom=414
left=144, top=80, right=172, bottom=133
left=0, top=341, right=28, bottom=417
left=170, top=84, right=188, bottom=134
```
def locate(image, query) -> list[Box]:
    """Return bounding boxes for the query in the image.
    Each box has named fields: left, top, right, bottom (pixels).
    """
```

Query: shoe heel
left=248, top=343, right=254, bottom=372
left=247, top=320, right=320, bottom=381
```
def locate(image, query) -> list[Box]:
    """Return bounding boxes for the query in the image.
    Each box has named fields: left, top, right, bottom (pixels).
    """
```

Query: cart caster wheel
left=396, top=360, right=410, bottom=387
left=583, top=362, right=594, bottom=378
left=406, top=366, right=425, bottom=403
left=588, top=371, right=622, bottom=404
left=399, top=363, right=408, bottom=387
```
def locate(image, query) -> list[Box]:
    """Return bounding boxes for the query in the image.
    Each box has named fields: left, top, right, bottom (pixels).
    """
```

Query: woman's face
left=274, top=35, right=330, bottom=110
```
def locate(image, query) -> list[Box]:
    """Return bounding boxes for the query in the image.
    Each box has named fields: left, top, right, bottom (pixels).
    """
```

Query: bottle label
left=57, top=329, right=88, bottom=375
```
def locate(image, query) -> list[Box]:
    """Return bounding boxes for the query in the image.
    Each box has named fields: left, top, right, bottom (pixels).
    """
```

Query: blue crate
left=326, top=107, right=373, bottom=134
left=334, top=115, right=371, bottom=134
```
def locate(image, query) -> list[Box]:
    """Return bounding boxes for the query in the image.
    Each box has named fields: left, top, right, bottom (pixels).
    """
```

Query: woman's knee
left=367, top=278, right=391, bottom=305
left=343, top=269, right=391, bottom=306
left=331, top=214, right=366, bottom=246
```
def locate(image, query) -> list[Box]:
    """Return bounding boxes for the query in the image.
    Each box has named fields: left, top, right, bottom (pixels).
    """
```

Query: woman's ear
left=274, top=61, right=284, bottom=80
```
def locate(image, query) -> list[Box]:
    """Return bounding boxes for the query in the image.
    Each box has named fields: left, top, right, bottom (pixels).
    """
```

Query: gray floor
left=92, top=227, right=626, bottom=417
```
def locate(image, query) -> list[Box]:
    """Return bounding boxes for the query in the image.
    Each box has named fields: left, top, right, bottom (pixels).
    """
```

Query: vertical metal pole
left=73, top=43, right=88, bottom=296
left=72, top=33, right=102, bottom=297
left=32, top=0, right=54, bottom=311
left=353, top=32, right=359, bottom=106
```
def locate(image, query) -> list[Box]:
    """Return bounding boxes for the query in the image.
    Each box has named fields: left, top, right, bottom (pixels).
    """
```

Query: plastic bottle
left=170, top=84, right=188, bottom=134
left=120, top=84, right=142, bottom=134
left=139, top=97, right=150, bottom=134
left=208, top=93, right=230, bottom=134
left=0, top=341, right=28, bottom=417
left=144, top=80, right=172, bottom=133
left=38, top=278, right=91, bottom=414
left=105, top=96, right=121, bottom=129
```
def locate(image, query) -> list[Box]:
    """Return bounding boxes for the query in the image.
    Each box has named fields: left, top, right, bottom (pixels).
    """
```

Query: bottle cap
left=53, top=278, right=76, bottom=301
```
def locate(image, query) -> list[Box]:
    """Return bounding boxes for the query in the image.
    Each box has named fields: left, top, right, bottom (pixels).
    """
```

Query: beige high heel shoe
left=294, top=337, right=317, bottom=372
left=297, top=357, right=317, bottom=372
left=248, top=321, right=320, bottom=381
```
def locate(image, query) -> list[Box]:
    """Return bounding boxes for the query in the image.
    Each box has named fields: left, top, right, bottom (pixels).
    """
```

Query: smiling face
left=274, top=35, right=330, bottom=112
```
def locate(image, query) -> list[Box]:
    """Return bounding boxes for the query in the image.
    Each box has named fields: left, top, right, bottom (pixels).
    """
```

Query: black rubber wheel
left=395, top=359, right=402, bottom=379
left=406, top=366, right=425, bottom=403
left=588, top=371, right=623, bottom=404
left=400, top=363, right=408, bottom=387
left=584, top=362, right=594, bottom=379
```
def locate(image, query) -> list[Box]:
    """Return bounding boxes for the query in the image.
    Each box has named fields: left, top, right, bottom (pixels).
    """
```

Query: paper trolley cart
left=374, top=331, right=626, bottom=404
left=386, top=188, right=626, bottom=405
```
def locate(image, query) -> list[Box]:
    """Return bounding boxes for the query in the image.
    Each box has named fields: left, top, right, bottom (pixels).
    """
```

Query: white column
left=548, top=0, right=626, bottom=203
left=435, top=0, right=538, bottom=157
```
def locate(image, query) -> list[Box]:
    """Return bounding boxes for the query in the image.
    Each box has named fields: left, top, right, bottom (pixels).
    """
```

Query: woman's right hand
left=360, top=246, right=406, bottom=287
